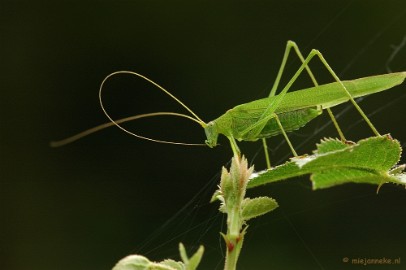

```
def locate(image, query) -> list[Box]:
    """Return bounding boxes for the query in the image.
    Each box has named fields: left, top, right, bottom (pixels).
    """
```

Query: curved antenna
left=97, top=70, right=208, bottom=146
left=100, top=70, right=206, bottom=126
left=50, top=112, right=206, bottom=147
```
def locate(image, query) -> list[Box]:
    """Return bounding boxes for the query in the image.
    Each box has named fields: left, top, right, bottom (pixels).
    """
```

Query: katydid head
left=204, top=121, right=219, bottom=148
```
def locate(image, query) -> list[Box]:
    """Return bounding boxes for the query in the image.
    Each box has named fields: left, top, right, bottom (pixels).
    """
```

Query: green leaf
left=112, top=243, right=204, bottom=270
left=112, top=254, right=183, bottom=270
left=298, top=135, right=400, bottom=171
left=112, top=255, right=152, bottom=270
left=179, top=243, right=188, bottom=265
left=112, top=250, right=189, bottom=270
left=210, top=189, right=221, bottom=203
left=248, top=135, right=406, bottom=190
left=178, top=243, right=204, bottom=270
left=241, top=196, right=278, bottom=221
left=187, top=245, right=204, bottom=270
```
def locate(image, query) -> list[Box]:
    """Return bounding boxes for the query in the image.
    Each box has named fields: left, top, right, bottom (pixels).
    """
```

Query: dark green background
left=2, top=1, right=406, bottom=269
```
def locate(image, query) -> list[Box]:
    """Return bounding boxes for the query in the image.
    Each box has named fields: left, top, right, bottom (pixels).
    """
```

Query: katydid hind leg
left=312, top=51, right=381, bottom=137
left=262, top=41, right=296, bottom=168
left=243, top=49, right=327, bottom=136
left=263, top=41, right=319, bottom=167
left=269, top=40, right=319, bottom=97
left=254, top=47, right=331, bottom=164
left=280, top=42, right=347, bottom=141
left=262, top=41, right=349, bottom=166
left=248, top=46, right=377, bottom=166
left=281, top=48, right=378, bottom=138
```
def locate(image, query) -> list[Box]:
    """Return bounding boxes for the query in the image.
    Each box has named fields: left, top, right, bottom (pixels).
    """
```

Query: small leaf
left=220, top=167, right=233, bottom=198
left=187, top=246, right=204, bottom=270
left=178, top=243, right=204, bottom=270
left=210, top=189, right=222, bottom=203
left=241, top=196, right=278, bottom=221
left=112, top=255, right=151, bottom=270
left=179, top=243, right=188, bottom=264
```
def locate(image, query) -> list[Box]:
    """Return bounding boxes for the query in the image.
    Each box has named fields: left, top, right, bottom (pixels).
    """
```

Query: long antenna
left=51, top=71, right=208, bottom=147
left=98, top=70, right=207, bottom=144
left=50, top=112, right=206, bottom=147
left=100, top=71, right=206, bottom=125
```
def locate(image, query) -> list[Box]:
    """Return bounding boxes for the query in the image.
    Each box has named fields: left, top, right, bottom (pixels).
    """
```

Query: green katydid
left=204, top=71, right=406, bottom=158
left=51, top=41, right=406, bottom=168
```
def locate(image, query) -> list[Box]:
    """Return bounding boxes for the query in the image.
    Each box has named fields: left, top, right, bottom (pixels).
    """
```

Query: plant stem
left=224, top=207, right=240, bottom=270
left=220, top=156, right=251, bottom=270
left=224, top=231, right=244, bottom=270
left=224, top=239, right=238, bottom=270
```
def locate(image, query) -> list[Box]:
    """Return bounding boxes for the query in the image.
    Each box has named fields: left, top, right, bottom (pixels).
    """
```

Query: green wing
left=223, top=106, right=322, bottom=141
